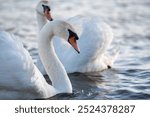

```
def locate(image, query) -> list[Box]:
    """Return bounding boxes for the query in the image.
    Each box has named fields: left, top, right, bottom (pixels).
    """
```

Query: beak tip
left=76, top=50, right=80, bottom=54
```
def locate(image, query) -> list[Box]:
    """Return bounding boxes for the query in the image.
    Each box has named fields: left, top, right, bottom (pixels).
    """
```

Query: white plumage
left=37, top=15, right=119, bottom=74
left=0, top=20, right=76, bottom=99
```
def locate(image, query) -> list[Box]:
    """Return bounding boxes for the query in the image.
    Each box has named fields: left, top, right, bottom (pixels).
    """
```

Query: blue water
left=0, top=0, right=150, bottom=100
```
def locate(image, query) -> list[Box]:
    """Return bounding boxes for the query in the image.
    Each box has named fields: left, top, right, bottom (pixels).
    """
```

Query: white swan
left=0, top=20, right=80, bottom=99
left=36, top=0, right=119, bottom=74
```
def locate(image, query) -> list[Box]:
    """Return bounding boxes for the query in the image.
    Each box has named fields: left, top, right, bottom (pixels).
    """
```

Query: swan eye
left=42, top=4, right=51, bottom=12
left=68, top=29, right=79, bottom=41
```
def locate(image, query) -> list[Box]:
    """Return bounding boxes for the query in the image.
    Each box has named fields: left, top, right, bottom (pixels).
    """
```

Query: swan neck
left=38, top=23, right=72, bottom=93
left=36, top=12, right=47, bottom=31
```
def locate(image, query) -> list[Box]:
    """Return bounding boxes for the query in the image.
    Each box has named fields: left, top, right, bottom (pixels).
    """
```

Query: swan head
left=36, top=0, right=53, bottom=21
left=52, top=21, right=80, bottom=53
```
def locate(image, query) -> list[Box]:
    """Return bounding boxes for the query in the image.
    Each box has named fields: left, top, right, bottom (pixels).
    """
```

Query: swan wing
left=38, top=15, right=118, bottom=73
left=0, top=31, right=56, bottom=99
left=54, top=15, right=111, bottom=73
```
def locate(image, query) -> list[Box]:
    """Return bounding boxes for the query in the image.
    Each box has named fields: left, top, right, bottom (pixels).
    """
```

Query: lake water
left=0, top=0, right=150, bottom=100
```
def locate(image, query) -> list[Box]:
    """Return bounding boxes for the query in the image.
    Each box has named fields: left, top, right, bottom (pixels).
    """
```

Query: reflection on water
left=0, top=0, right=150, bottom=100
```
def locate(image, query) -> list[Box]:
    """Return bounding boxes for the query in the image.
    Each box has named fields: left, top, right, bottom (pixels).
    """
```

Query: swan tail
left=101, top=23, right=113, bottom=54
left=95, top=22, right=119, bottom=68
left=94, top=23, right=114, bottom=60
left=107, top=46, right=120, bottom=67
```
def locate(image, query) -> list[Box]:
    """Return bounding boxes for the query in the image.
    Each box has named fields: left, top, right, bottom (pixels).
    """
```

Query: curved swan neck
left=36, top=12, right=48, bottom=31
left=38, top=22, right=72, bottom=93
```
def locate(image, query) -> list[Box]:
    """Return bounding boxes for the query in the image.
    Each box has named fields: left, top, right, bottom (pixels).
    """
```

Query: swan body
left=0, top=20, right=78, bottom=99
left=36, top=4, right=119, bottom=74
left=54, top=16, right=119, bottom=73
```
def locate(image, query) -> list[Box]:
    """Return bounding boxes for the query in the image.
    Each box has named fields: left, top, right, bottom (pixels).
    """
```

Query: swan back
left=0, top=31, right=55, bottom=99
left=53, top=16, right=114, bottom=73
left=0, top=32, right=33, bottom=98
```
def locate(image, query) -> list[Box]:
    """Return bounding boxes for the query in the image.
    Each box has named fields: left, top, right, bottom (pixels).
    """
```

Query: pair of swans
left=36, top=1, right=119, bottom=74
left=0, top=0, right=118, bottom=99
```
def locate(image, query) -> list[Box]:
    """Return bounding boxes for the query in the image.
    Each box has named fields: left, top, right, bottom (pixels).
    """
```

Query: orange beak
left=44, top=9, right=53, bottom=21
left=68, top=36, right=80, bottom=54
